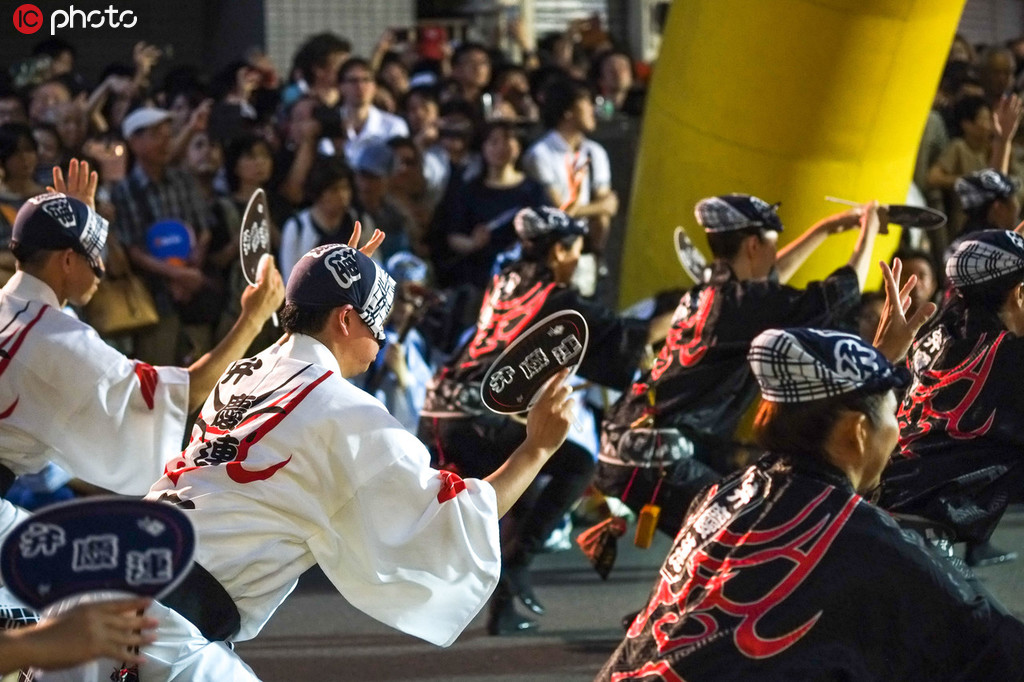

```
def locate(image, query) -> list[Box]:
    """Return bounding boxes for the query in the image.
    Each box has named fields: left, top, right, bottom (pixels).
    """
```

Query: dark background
left=1, top=0, right=265, bottom=89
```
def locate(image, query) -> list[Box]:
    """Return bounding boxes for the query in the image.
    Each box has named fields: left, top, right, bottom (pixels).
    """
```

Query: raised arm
left=185, top=254, right=283, bottom=410
left=990, top=94, right=1023, bottom=174
left=774, top=207, right=861, bottom=283
left=847, top=201, right=884, bottom=289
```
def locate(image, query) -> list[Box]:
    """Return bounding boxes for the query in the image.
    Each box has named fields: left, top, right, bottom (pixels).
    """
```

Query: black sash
left=160, top=561, right=241, bottom=642
left=0, top=462, right=15, bottom=497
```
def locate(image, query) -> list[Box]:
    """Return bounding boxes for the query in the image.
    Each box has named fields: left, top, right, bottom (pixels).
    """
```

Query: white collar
left=3, top=271, right=62, bottom=309
left=278, top=333, right=342, bottom=376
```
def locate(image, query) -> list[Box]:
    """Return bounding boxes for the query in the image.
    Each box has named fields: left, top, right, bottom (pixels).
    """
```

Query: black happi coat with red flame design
left=882, top=309, right=1024, bottom=542
left=602, top=262, right=860, bottom=453
left=421, top=260, right=648, bottom=417
left=598, top=455, right=1024, bottom=682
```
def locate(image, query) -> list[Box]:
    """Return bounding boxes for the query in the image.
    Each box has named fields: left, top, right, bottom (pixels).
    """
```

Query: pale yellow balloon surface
left=622, top=0, right=966, bottom=304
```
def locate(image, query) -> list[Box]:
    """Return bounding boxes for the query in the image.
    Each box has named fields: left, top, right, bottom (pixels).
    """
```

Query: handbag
left=83, top=238, right=159, bottom=335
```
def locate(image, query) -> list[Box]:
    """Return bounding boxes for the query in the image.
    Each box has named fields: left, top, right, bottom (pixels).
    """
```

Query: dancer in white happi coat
left=0, top=161, right=283, bottom=529
left=94, top=242, right=575, bottom=681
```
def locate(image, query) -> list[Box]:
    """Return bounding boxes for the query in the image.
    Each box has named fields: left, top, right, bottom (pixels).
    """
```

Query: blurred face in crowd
left=32, top=127, right=61, bottom=168
left=316, top=177, right=353, bottom=215
left=129, top=120, right=173, bottom=169
left=949, top=36, right=974, bottom=64
left=355, top=171, right=386, bottom=207
left=856, top=297, right=884, bottom=343
left=482, top=126, right=520, bottom=170
left=981, top=51, right=1016, bottom=101
left=50, top=50, right=75, bottom=77
left=29, top=81, right=71, bottom=124
left=52, top=101, right=85, bottom=151
left=454, top=48, right=490, bottom=91
left=962, top=105, right=993, bottom=147
left=313, top=50, right=348, bottom=89
left=567, top=95, right=596, bottom=134
left=898, top=257, right=937, bottom=314
left=0, top=97, right=28, bottom=126
left=236, top=65, right=261, bottom=98
left=341, top=64, right=375, bottom=109
left=379, top=62, right=409, bottom=97
left=403, top=92, right=437, bottom=135
left=185, top=131, right=222, bottom=179
left=988, top=194, right=1021, bottom=230
left=3, top=133, right=38, bottom=185
left=235, top=141, right=273, bottom=188
left=438, top=114, right=473, bottom=159
left=600, top=54, right=633, bottom=95
left=168, top=93, right=194, bottom=133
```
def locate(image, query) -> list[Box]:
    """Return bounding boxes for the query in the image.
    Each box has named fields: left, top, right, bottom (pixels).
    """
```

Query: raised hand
left=873, top=258, right=936, bottom=362
left=993, top=93, right=1023, bottom=141
left=48, top=158, right=99, bottom=210
left=347, top=221, right=386, bottom=257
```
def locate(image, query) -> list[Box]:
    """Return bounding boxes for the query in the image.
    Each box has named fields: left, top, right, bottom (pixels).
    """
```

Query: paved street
left=236, top=507, right=1024, bottom=681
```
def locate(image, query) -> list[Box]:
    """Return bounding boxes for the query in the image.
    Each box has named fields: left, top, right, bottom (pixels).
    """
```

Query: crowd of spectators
left=0, top=16, right=644, bottom=370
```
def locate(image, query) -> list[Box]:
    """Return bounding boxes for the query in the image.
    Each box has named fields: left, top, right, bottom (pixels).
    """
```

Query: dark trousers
left=420, top=415, right=596, bottom=556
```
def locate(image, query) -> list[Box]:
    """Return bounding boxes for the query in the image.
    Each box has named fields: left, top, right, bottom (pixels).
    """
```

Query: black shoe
left=966, top=540, right=1019, bottom=567
left=487, top=596, right=538, bottom=635
left=518, top=587, right=546, bottom=616
left=505, top=564, right=545, bottom=615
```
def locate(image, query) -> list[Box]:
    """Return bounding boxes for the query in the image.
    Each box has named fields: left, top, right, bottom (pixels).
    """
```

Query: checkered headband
left=945, top=230, right=1024, bottom=289
left=286, top=244, right=396, bottom=342
left=748, top=328, right=909, bottom=404
left=954, top=169, right=1020, bottom=211
left=694, top=194, right=783, bottom=234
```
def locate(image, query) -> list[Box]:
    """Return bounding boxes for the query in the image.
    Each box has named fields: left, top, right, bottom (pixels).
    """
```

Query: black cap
left=285, top=244, right=396, bottom=343
left=11, top=192, right=107, bottom=278
left=694, top=194, right=783, bottom=234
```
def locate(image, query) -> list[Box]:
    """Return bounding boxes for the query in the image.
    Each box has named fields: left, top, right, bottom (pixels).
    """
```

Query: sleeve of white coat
left=47, top=359, right=188, bottom=495
left=307, top=442, right=501, bottom=647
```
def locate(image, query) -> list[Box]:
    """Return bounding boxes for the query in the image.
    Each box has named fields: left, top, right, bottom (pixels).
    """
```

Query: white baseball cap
left=122, top=107, right=172, bottom=138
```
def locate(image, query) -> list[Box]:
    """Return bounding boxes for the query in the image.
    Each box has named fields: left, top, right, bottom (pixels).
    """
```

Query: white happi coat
left=147, top=333, right=501, bottom=648
left=0, top=272, right=189, bottom=497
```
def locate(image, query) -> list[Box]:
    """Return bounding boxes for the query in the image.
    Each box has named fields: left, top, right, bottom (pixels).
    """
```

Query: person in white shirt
left=522, top=79, right=618, bottom=286
left=125, top=240, right=575, bottom=680
left=329, top=57, right=409, bottom=168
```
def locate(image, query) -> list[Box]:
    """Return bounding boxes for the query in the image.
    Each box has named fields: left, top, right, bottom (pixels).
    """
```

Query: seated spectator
left=928, top=94, right=1022, bottom=237
left=489, top=64, right=539, bottom=122
left=522, top=78, right=618, bottom=274
left=440, top=42, right=492, bottom=123
left=599, top=325, right=1024, bottom=680
left=589, top=49, right=644, bottom=117
left=352, top=141, right=412, bottom=263
left=279, top=156, right=359, bottom=282
left=386, top=136, right=433, bottom=253
left=445, top=121, right=550, bottom=289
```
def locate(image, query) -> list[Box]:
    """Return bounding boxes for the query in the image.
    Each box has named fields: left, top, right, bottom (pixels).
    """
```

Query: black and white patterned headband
left=748, top=328, right=908, bottom=404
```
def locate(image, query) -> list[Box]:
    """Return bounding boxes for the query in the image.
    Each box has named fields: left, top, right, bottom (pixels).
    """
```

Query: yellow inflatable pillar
left=622, top=0, right=966, bottom=303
